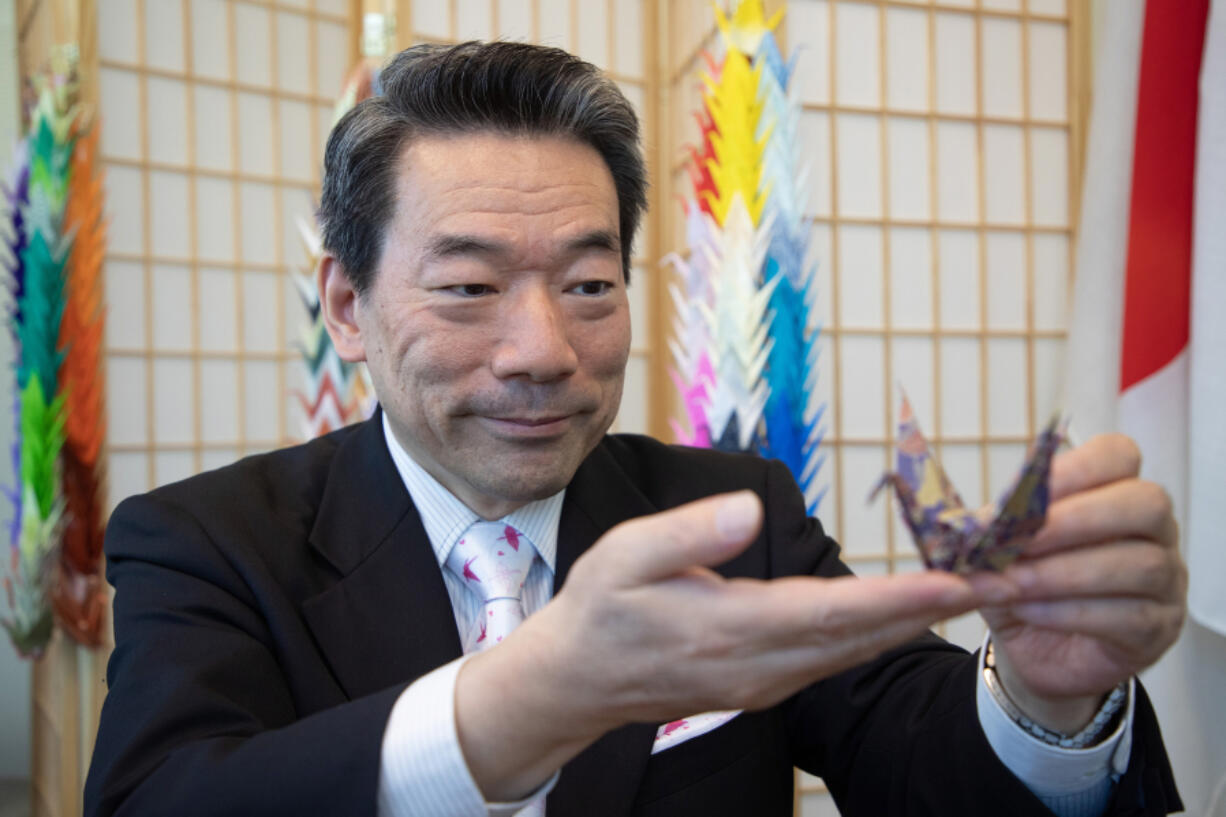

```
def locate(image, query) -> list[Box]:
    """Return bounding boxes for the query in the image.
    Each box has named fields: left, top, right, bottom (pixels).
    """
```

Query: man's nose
left=490, top=287, right=579, bottom=382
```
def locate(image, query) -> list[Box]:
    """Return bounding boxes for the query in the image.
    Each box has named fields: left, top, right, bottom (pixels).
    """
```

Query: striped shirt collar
left=381, top=411, right=561, bottom=574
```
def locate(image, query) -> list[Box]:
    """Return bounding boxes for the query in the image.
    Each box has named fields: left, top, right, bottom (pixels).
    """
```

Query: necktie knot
left=446, top=521, right=536, bottom=604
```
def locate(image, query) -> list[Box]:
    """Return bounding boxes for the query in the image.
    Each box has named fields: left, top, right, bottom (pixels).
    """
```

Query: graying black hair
left=318, top=41, right=648, bottom=293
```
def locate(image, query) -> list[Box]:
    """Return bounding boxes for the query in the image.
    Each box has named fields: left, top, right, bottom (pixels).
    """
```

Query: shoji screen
left=97, top=0, right=353, bottom=510
left=391, top=0, right=659, bottom=435
left=662, top=2, right=1078, bottom=815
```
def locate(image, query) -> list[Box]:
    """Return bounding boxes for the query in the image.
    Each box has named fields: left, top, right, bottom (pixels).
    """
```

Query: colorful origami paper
left=872, top=396, right=1064, bottom=574
left=292, top=219, right=376, bottom=439
left=669, top=0, right=827, bottom=513
left=0, top=52, right=106, bottom=656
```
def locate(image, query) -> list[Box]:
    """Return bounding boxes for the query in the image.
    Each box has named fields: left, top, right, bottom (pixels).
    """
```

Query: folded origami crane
left=872, top=397, right=1064, bottom=574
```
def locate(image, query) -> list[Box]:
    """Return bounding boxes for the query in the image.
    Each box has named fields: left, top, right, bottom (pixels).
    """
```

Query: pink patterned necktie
left=445, top=521, right=537, bottom=652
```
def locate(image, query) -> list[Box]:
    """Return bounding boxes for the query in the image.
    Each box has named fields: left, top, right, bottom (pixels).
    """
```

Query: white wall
left=0, top=0, right=33, bottom=781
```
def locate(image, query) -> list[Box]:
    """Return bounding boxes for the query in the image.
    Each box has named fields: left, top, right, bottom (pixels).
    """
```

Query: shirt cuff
left=976, top=634, right=1135, bottom=798
left=377, top=654, right=559, bottom=817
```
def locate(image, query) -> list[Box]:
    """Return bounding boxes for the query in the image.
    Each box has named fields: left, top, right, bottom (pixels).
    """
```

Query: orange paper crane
left=52, top=123, right=107, bottom=646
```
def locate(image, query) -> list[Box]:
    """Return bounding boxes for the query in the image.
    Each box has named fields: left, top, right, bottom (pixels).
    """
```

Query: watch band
left=984, top=642, right=1128, bottom=750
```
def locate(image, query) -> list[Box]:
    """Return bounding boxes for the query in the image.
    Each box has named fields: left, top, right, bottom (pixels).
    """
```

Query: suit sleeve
left=758, top=459, right=1182, bottom=817
left=84, top=493, right=402, bottom=817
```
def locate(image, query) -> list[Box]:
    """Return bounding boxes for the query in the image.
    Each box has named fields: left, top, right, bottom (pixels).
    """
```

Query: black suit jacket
left=85, top=415, right=1181, bottom=816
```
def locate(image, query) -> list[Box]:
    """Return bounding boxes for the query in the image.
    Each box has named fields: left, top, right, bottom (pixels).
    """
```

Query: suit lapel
left=549, top=441, right=661, bottom=817
left=301, top=413, right=463, bottom=699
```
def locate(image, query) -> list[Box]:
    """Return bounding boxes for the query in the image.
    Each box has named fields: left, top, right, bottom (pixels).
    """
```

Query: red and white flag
left=1064, top=0, right=1223, bottom=636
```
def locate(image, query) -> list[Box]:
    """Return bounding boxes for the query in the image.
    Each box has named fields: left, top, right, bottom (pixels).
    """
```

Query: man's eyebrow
left=424, top=230, right=620, bottom=261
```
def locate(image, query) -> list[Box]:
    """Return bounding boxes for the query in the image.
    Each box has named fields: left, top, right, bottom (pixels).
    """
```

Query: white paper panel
left=414, top=0, right=452, bottom=39
left=316, top=105, right=333, bottom=172
left=107, top=360, right=149, bottom=446
left=199, top=268, right=238, bottom=351
left=245, top=361, right=282, bottom=442
left=200, top=359, right=239, bottom=443
left=281, top=187, right=315, bottom=269
left=834, top=2, right=880, bottom=108
left=284, top=359, right=306, bottom=440
left=987, top=442, right=1026, bottom=498
left=939, top=337, right=980, bottom=436
left=986, top=337, right=1027, bottom=435
left=808, top=222, right=834, bottom=327
left=617, top=355, right=649, bottom=434
left=800, top=111, right=832, bottom=217
left=317, top=0, right=349, bottom=16
left=940, top=0, right=974, bottom=7
left=153, top=358, right=196, bottom=444
left=498, top=0, right=534, bottom=40
left=278, top=99, right=314, bottom=182
left=982, top=18, right=1023, bottom=119
left=105, top=261, right=146, bottom=348
left=937, top=442, right=982, bottom=504
left=147, top=77, right=190, bottom=166
left=889, top=228, right=932, bottom=329
left=937, top=229, right=979, bottom=330
left=985, top=231, right=1026, bottom=330
left=576, top=0, right=610, bottom=68
left=839, top=336, right=885, bottom=438
left=1033, top=337, right=1064, bottom=421
left=1028, top=21, right=1068, bottom=121
left=886, top=117, right=929, bottom=220
left=838, top=225, right=884, bottom=327
left=934, top=12, right=976, bottom=116
left=235, top=4, right=273, bottom=87
left=152, top=264, right=193, bottom=349
left=276, top=11, right=312, bottom=95
left=201, top=448, right=240, bottom=471
left=105, top=165, right=145, bottom=255
left=194, top=85, right=234, bottom=171
left=838, top=444, right=889, bottom=557
left=317, top=20, right=351, bottom=100
left=981, top=0, right=1020, bottom=10
left=196, top=177, right=235, bottom=262
left=149, top=170, right=191, bottom=258
left=791, top=0, right=831, bottom=106
left=99, top=67, right=141, bottom=160
left=155, top=451, right=196, bottom=488
left=242, top=272, right=281, bottom=352
left=614, top=0, right=645, bottom=77
left=456, top=0, right=493, bottom=41
left=835, top=114, right=881, bottom=218
left=936, top=121, right=978, bottom=222
left=617, top=81, right=645, bottom=122
left=538, top=0, right=572, bottom=49
left=284, top=275, right=311, bottom=347
left=891, top=337, right=934, bottom=423
left=98, top=0, right=138, bottom=64
left=943, top=611, right=987, bottom=652
left=885, top=6, right=928, bottom=112
left=1029, top=0, right=1067, bottom=15
left=982, top=124, right=1025, bottom=224
left=191, top=0, right=232, bottom=81
left=239, top=183, right=278, bottom=265
left=144, top=0, right=185, bottom=72
left=238, top=92, right=275, bottom=175
left=1030, top=126, right=1068, bottom=227
left=1032, top=233, right=1068, bottom=330
left=108, top=451, right=149, bottom=511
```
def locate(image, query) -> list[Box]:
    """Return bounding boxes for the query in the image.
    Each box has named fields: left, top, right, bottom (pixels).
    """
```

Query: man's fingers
left=1007, top=597, right=1185, bottom=657
left=1002, top=540, right=1185, bottom=602
left=1028, top=477, right=1178, bottom=557
left=596, top=491, right=765, bottom=586
left=1049, top=433, right=1142, bottom=501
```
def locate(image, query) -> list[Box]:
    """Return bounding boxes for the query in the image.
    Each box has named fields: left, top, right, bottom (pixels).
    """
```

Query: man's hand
left=454, top=491, right=982, bottom=801
left=984, top=433, right=1187, bottom=733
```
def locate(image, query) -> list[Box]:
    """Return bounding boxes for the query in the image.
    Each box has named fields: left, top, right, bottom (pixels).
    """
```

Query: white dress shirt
left=374, top=415, right=1131, bottom=817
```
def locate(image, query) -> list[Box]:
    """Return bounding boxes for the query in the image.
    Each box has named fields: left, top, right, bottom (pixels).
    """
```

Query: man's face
left=323, top=132, right=630, bottom=519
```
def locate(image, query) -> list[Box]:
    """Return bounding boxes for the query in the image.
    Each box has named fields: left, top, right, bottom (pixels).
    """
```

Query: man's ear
left=317, top=253, right=367, bottom=363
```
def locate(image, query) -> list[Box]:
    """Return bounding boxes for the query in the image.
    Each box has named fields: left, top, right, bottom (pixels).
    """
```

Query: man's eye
left=449, top=284, right=493, bottom=297
left=573, top=281, right=613, bottom=296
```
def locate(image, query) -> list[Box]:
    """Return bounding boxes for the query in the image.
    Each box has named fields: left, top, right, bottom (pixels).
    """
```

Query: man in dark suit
left=85, top=42, right=1184, bottom=816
